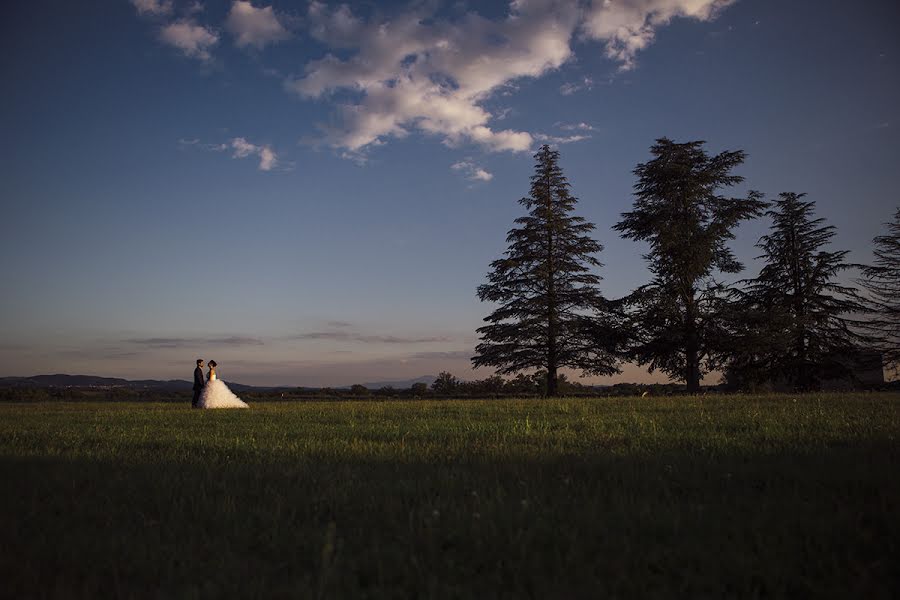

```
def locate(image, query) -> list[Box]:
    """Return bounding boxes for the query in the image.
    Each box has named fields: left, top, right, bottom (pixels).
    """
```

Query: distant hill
left=0, top=374, right=438, bottom=392
left=0, top=374, right=285, bottom=392
left=0, top=374, right=191, bottom=390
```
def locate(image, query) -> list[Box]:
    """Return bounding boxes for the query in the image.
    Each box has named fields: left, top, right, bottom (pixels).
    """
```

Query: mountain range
left=0, top=374, right=438, bottom=391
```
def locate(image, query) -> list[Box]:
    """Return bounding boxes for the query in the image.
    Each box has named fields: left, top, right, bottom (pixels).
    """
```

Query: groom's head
left=196, top=359, right=204, bottom=368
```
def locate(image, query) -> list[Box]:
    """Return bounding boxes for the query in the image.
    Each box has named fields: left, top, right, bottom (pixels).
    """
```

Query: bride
left=197, top=360, right=249, bottom=409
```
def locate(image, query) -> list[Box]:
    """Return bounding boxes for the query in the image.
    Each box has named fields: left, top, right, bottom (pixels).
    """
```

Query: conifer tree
left=614, top=138, right=766, bottom=393
left=857, top=208, right=900, bottom=366
left=472, top=145, right=621, bottom=396
left=730, top=193, right=865, bottom=390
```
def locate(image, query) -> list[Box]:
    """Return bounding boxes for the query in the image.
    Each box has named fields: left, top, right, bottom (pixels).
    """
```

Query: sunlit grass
left=1, top=393, right=898, bottom=597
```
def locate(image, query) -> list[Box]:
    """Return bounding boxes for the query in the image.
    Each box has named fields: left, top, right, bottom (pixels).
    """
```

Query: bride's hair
left=208, top=360, right=217, bottom=367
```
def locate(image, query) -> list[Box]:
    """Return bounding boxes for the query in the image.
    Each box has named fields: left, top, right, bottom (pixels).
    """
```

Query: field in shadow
left=0, top=397, right=898, bottom=598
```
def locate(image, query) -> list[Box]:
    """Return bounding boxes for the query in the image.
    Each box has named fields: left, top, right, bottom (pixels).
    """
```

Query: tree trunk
left=686, top=343, right=700, bottom=393
left=544, top=170, right=558, bottom=398
left=685, top=298, right=701, bottom=393
left=546, top=365, right=558, bottom=397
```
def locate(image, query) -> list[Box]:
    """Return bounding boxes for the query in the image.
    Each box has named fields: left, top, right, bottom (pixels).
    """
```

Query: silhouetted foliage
left=528, top=371, right=584, bottom=396
left=349, top=384, right=370, bottom=396
left=432, top=372, right=460, bottom=396
left=726, top=193, right=866, bottom=390
left=857, top=208, right=900, bottom=366
left=505, top=374, right=538, bottom=396
left=410, top=382, right=429, bottom=396
left=615, top=138, right=766, bottom=393
left=466, top=375, right=506, bottom=397
left=473, top=145, right=622, bottom=396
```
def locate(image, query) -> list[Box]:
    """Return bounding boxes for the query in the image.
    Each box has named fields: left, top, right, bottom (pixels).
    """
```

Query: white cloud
left=258, top=147, right=277, bottom=171
left=287, top=0, right=582, bottom=156
left=131, top=0, right=173, bottom=17
left=225, top=1, right=290, bottom=49
left=286, top=1, right=732, bottom=157
left=582, top=0, right=736, bottom=71
left=142, top=1, right=734, bottom=159
left=159, top=20, right=218, bottom=61
left=230, top=137, right=277, bottom=170
left=451, top=160, right=493, bottom=182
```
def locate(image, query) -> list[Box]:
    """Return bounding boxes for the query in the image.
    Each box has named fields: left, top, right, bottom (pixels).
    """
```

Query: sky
left=1, top=0, right=898, bottom=387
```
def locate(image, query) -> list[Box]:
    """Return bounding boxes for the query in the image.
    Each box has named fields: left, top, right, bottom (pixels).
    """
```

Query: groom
left=192, top=358, right=205, bottom=408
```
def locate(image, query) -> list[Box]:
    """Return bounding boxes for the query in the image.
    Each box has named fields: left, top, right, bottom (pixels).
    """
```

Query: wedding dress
left=197, top=368, right=249, bottom=409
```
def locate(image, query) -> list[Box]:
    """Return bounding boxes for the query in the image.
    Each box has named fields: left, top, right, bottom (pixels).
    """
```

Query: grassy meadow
left=1, top=393, right=898, bottom=598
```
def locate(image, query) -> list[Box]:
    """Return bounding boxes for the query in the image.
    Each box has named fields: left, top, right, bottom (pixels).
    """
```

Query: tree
left=468, top=375, right=506, bottom=397
left=505, top=373, right=538, bottom=396
left=857, top=208, right=900, bottom=366
left=614, top=138, right=766, bottom=393
left=349, top=384, right=370, bottom=396
left=431, top=372, right=460, bottom=396
left=729, top=193, right=865, bottom=390
left=473, top=145, right=621, bottom=396
left=410, top=382, right=428, bottom=396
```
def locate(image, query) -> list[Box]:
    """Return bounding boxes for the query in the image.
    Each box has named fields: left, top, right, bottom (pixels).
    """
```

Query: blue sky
left=1, top=0, right=898, bottom=386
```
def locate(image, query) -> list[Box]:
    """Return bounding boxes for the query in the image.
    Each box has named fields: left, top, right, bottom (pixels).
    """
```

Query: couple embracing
left=192, top=359, right=248, bottom=409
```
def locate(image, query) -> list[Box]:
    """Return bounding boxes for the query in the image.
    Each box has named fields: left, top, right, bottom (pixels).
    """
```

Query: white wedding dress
left=197, top=369, right=248, bottom=409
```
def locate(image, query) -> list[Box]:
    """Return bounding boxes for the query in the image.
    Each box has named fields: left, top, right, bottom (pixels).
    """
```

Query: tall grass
left=1, top=394, right=898, bottom=597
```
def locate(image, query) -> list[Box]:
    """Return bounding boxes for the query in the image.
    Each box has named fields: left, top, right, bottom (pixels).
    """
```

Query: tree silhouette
left=473, top=145, right=621, bottom=396
left=728, top=193, right=865, bottom=390
left=857, top=208, right=900, bottom=367
left=410, top=382, right=428, bottom=396
left=614, top=138, right=766, bottom=393
left=431, top=371, right=460, bottom=396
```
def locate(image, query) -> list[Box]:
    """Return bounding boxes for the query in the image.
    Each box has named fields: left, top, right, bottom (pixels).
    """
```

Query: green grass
left=1, top=394, right=898, bottom=598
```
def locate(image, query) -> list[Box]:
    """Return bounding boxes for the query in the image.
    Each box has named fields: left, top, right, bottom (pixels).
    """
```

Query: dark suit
left=192, top=366, right=205, bottom=407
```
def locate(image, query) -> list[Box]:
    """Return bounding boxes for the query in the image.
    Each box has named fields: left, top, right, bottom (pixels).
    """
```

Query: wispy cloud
left=128, top=336, right=265, bottom=348
left=229, top=137, right=278, bottom=171
left=560, top=76, right=594, bottom=96
left=180, top=136, right=280, bottom=171
left=225, top=1, right=290, bottom=49
left=557, top=122, right=596, bottom=132
left=159, top=19, right=218, bottom=62
left=451, top=160, right=493, bottom=182
left=289, top=330, right=452, bottom=344
left=326, top=320, right=353, bottom=328
left=131, top=0, right=173, bottom=17
left=407, top=350, right=473, bottom=360
left=534, top=133, right=591, bottom=145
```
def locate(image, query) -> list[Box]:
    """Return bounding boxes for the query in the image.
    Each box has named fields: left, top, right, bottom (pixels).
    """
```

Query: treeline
left=0, top=387, right=190, bottom=403
left=345, top=372, right=685, bottom=398
left=472, top=140, right=899, bottom=395
left=0, top=378, right=740, bottom=403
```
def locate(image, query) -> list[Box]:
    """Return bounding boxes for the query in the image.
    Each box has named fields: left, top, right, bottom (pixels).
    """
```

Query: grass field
left=1, top=394, right=898, bottom=598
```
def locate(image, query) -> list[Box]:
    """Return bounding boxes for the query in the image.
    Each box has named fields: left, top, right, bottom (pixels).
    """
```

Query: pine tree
left=472, top=145, right=621, bottom=396
left=730, top=193, right=865, bottom=390
left=857, top=208, right=900, bottom=366
left=614, top=138, right=766, bottom=393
